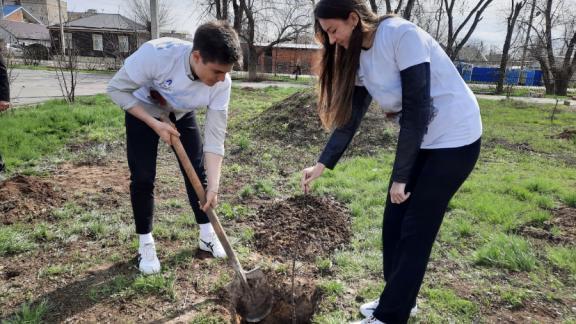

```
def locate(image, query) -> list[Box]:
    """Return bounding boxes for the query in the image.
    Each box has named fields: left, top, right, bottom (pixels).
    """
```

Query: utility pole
left=57, top=0, right=65, bottom=54
left=519, top=0, right=536, bottom=84
left=150, top=0, right=159, bottom=39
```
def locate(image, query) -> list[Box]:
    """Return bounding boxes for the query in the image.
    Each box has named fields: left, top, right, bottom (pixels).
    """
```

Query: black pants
left=373, top=138, right=481, bottom=324
left=125, top=112, right=209, bottom=235
left=0, top=153, right=4, bottom=172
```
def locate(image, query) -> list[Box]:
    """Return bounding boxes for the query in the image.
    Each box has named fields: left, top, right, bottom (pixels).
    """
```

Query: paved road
left=8, top=68, right=574, bottom=107
left=10, top=69, right=308, bottom=107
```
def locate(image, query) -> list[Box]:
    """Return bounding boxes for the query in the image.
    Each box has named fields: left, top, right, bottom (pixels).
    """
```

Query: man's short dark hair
left=193, top=21, right=242, bottom=65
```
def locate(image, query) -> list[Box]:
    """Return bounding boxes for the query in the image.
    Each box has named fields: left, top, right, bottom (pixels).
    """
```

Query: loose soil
left=0, top=175, right=65, bottom=225
left=252, top=90, right=397, bottom=155
left=250, top=195, right=352, bottom=261
left=517, top=206, right=576, bottom=245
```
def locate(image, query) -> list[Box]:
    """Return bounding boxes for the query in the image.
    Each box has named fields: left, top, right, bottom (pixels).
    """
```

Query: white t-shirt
left=357, top=18, right=482, bottom=149
left=124, top=37, right=232, bottom=116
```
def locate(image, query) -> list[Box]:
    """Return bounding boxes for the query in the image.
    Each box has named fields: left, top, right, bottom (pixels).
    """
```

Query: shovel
left=160, top=114, right=273, bottom=322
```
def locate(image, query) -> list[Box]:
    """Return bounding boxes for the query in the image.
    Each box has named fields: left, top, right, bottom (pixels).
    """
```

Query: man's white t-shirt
left=124, top=37, right=232, bottom=118
left=357, top=18, right=482, bottom=149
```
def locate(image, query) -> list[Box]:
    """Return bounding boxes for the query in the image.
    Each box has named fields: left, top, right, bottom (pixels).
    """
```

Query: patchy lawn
left=1, top=89, right=575, bottom=323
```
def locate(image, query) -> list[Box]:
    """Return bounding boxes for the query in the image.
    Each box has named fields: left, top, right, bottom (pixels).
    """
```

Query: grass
left=1, top=88, right=575, bottom=322
left=1, top=300, right=50, bottom=324
left=0, top=95, right=123, bottom=170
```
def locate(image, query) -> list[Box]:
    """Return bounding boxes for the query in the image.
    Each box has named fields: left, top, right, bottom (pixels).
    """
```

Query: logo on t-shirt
left=159, top=79, right=173, bottom=90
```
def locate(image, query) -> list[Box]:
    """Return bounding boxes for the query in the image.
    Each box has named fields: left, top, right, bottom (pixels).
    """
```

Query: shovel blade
left=229, top=268, right=273, bottom=322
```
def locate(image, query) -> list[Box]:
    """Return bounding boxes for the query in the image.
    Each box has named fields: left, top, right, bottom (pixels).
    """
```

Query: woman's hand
left=389, top=181, right=411, bottom=204
left=301, top=163, right=326, bottom=194
left=201, top=190, right=218, bottom=212
left=152, top=119, right=180, bottom=145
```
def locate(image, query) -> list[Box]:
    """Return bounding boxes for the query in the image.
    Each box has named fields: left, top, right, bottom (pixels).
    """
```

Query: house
left=0, top=19, right=50, bottom=47
left=48, top=13, right=148, bottom=58
left=1, top=4, right=44, bottom=24
left=254, top=43, right=321, bottom=75
left=2, top=0, right=67, bottom=26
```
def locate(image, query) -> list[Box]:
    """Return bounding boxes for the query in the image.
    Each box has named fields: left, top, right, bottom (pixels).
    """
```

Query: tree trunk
left=496, top=1, right=524, bottom=94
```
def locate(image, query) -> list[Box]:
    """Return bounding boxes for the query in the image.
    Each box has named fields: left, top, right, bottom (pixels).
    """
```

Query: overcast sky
left=65, top=0, right=575, bottom=49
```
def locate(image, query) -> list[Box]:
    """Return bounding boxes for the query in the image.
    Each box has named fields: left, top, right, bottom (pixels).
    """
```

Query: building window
left=93, top=34, right=103, bottom=51
left=118, top=35, right=129, bottom=53
left=64, top=32, right=73, bottom=49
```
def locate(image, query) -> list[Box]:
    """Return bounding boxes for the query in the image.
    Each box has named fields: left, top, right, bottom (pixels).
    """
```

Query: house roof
left=0, top=20, right=50, bottom=41
left=2, top=5, right=21, bottom=17
left=52, top=13, right=146, bottom=32
left=2, top=5, right=43, bottom=24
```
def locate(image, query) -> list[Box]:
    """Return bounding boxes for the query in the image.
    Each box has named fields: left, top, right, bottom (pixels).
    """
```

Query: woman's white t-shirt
left=357, top=17, right=482, bottom=149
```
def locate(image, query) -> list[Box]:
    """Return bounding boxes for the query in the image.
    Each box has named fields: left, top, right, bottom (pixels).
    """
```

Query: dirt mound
left=251, top=195, right=351, bottom=261
left=517, top=207, right=576, bottom=245
left=556, top=129, right=576, bottom=140
left=0, top=175, right=65, bottom=225
left=253, top=90, right=396, bottom=153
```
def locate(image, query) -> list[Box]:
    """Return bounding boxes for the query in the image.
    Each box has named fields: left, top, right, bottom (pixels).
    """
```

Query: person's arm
left=318, top=86, right=372, bottom=169
left=301, top=86, right=372, bottom=193
left=0, top=55, right=10, bottom=111
left=388, top=25, right=433, bottom=204
left=201, top=78, right=231, bottom=211
left=391, top=62, right=432, bottom=183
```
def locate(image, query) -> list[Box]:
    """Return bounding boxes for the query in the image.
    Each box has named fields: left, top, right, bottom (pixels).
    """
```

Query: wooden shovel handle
left=160, top=116, right=248, bottom=284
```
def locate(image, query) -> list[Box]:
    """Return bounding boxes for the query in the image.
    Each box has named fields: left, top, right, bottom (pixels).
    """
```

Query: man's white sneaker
left=199, top=232, right=227, bottom=258
left=138, top=242, right=161, bottom=274
left=351, top=316, right=385, bottom=324
left=360, top=299, right=418, bottom=318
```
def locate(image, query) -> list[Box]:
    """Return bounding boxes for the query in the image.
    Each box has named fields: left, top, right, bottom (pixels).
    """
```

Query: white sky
left=64, top=0, right=576, bottom=49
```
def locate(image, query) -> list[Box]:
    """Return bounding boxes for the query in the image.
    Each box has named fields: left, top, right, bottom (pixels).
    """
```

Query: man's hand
left=152, top=119, right=180, bottom=145
left=201, top=190, right=218, bottom=212
left=0, top=101, right=10, bottom=112
left=389, top=181, right=411, bottom=204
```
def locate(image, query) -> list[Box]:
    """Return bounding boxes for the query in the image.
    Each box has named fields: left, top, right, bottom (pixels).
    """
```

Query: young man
left=0, top=53, right=11, bottom=173
left=107, top=21, right=242, bottom=274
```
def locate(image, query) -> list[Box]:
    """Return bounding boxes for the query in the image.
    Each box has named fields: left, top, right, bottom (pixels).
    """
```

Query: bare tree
left=126, top=0, right=173, bottom=33
left=496, top=0, right=527, bottom=94
left=443, top=0, right=494, bottom=60
left=237, top=0, right=312, bottom=80
left=529, top=0, right=576, bottom=96
left=383, top=0, right=417, bottom=19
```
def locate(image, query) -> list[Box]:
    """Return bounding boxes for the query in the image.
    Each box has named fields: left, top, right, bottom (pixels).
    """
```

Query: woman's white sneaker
left=138, top=242, right=161, bottom=274
left=359, top=299, right=418, bottom=318
left=199, top=232, right=227, bottom=258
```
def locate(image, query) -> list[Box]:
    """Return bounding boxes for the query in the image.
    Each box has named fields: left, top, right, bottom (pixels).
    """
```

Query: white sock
left=199, top=223, right=214, bottom=238
left=139, top=232, right=154, bottom=247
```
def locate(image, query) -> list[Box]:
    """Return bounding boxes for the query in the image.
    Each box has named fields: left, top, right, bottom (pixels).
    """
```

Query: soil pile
left=253, top=90, right=397, bottom=153
left=0, top=175, right=64, bottom=225
left=250, top=195, right=351, bottom=261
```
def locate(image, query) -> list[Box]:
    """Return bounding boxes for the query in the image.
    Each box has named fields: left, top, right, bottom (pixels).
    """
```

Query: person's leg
left=172, top=112, right=226, bottom=258
left=373, top=139, right=481, bottom=324
left=0, top=152, right=4, bottom=173
left=172, top=112, right=210, bottom=225
left=126, top=112, right=160, bottom=235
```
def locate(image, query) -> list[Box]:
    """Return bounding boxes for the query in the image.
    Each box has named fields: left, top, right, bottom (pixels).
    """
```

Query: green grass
left=547, top=246, right=576, bottom=278
left=1, top=300, right=50, bottom=324
left=0, top=95, right=124, bottom=170
left=473, top=234, right=538, bottom=272
left=132, top=273, right=176, bottom=301
left=0, top=227, right=36, bottom=255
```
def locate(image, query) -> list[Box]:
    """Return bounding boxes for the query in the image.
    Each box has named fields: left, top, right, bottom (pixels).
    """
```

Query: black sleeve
left=318, top=86, right=372, bottom=169
left=391, top=62, right=433, bottom=183
left=0, top=55, right=9, bottom=102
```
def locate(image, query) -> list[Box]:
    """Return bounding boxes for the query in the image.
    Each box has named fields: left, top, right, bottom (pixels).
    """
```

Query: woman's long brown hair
left=314, top=0, right=387, bottom=130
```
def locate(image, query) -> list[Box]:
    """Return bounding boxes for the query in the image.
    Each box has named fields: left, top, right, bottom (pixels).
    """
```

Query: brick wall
left=256, top=46, right=320, bottom=75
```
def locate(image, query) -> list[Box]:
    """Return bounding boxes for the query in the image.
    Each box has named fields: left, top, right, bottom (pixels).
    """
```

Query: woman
left=301, top=1, right=482, bottom=323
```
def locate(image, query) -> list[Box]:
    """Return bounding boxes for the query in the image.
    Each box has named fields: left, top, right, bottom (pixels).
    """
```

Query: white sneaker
left=199, top=232, right=227, bottom=258
left=351, top=316, right=384, bottom=324
left=360, top=299, right=418, bottom=318
left=138, top=242, right=161, bottom=274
